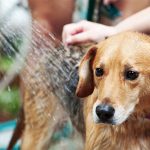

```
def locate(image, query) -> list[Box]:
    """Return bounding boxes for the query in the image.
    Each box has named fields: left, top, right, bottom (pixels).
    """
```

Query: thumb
left=66, top=32, right=92, bottom=45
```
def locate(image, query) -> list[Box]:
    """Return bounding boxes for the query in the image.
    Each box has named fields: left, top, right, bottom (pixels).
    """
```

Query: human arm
left=62, top=7, right=150, bottom=45
left=115, top=7, right=150, bottom=34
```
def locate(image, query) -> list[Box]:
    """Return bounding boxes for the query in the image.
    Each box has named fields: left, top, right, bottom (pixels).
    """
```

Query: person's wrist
left=104, top=26, right=118, bottom=39
left=114, top=23, right=126, bottom=34
left=110, top=26, right=118, bottom=36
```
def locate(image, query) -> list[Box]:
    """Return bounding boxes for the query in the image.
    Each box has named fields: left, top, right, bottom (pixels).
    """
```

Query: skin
left=62, top=6, right=150, bottom=45
left=28, top=0, right=74, bottom=40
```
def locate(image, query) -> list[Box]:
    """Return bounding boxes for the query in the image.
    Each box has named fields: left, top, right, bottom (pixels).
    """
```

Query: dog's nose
left=96, top=104, right=115, bottom=122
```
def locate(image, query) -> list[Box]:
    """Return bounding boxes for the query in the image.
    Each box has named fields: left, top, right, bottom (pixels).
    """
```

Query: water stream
left=0, top=18, right=91, bottom=149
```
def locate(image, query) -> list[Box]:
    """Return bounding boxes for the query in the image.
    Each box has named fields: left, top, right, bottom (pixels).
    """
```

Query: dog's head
left=76, top=32, right=150, bottom=125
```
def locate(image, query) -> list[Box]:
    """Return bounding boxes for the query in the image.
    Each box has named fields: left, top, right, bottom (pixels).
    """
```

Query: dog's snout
left=96, top=104, right=115, bottom=122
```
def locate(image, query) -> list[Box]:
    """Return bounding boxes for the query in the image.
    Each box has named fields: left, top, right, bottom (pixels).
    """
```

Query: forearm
left=115, top=7, right=150, bottom=34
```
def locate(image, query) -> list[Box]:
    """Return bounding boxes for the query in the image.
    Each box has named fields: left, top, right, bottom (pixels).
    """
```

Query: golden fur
left=7, top=1, right=76, bottom=149
left=8, top=0, right=150, bottom=149
left=76, top=32, right=150, bottom=150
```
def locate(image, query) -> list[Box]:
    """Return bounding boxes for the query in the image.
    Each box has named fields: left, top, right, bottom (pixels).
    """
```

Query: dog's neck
left=85, top=113, right=150, bottom=150
left=84, top=91, right=150, bottom=150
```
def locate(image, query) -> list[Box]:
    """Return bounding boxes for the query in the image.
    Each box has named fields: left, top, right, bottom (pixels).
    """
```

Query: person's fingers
left=62, top=24, right=72, bottom=44
left=65, top=31, right=92, bottom=45
left=62, top=20, right=111, bottom=45
left=62, top=23, right=84, bottom=44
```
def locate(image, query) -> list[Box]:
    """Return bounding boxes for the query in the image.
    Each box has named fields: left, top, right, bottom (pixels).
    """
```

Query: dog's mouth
left=96, top=118, right=116, bottom=125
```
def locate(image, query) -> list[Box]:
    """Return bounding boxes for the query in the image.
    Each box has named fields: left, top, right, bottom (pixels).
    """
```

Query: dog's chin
left=94, top=118, right=116, bottom=125
left=93, top=116, right=129, bottom=125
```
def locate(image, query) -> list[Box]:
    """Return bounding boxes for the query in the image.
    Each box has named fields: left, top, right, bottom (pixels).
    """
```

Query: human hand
left=62, top=20, right=116, bottom=45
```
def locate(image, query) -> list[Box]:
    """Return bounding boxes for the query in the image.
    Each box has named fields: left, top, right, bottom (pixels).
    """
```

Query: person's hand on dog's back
left=62, top=20, right=116, bottom=45
left=62, top=0, right=119, bottom=45
left=62, top=6, right=150, bottom=45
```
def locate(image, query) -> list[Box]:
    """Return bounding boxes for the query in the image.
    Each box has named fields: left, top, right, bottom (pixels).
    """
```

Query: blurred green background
left=0, top=37, right=21, bottom=122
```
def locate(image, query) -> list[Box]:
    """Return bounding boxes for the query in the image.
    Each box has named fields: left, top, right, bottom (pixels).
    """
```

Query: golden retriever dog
left=7, top=0, right=150, bottom=149
left=76, top=32, right=150, bottom=150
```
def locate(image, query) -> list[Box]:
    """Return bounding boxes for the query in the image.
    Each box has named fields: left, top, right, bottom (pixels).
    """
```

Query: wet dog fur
left=76, top=32, right=150, bottom=150
left=7, top=0, right=85, bottom=149
left=7, top=0, right=150, bottom=149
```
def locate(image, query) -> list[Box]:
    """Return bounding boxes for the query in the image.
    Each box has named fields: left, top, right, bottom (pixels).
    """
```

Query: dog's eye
left=95, top=68, right=104, bottom=77
left=125, top=70, right=139, bottom=80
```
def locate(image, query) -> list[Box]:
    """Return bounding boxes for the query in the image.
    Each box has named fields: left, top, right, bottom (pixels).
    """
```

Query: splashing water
left=0, top=16, right=93, bottom=149
left=21, top=21, right=86, bottom=134
left=0, top=11, right=31, bottom=92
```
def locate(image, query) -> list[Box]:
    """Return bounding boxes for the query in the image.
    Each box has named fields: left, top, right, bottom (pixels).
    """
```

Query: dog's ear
left=76, top=46, right=97, bottom=98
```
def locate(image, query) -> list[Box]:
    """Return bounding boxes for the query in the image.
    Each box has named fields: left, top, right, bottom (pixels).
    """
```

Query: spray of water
left=0, top=16, right=92, bottom=149
left=21, top=21, right=86, bottom=134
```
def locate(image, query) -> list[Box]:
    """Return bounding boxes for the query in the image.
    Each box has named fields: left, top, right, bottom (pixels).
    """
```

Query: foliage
left=0, top=87, right=20, bottom=116
left=0, top=35, right=22, bottom=120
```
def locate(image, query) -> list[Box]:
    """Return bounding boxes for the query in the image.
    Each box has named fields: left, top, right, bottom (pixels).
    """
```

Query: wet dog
left=76, top=32, right=150, bottom=150
left=6, top=0, right=84, bottom=149
left=7, top=0, right=150, bottom=149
